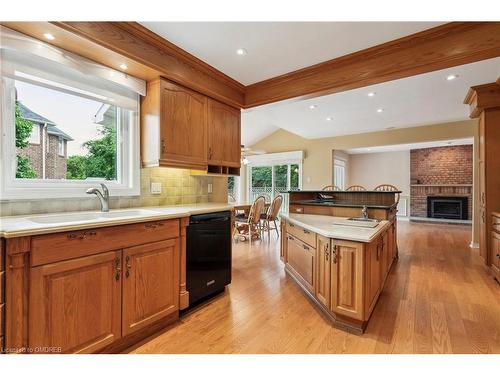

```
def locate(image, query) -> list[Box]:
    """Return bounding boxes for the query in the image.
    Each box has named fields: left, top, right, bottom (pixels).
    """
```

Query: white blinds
left=0, top=26, right=146, bottom=111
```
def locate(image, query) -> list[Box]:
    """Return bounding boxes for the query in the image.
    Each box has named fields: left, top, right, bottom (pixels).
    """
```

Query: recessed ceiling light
left=446, top=74, right=458, bottom=81
left=326, top=117, right=333, bottom=121
left=377, top=108, right=384, bottom=113
left=236, top=48, right=247, bottom=56
left=367, top=92, right=376, bottom=97
left=309, top=105, right=317, bottom=110
left=119, top=63, right=128, bottom=70
left=43, top=33, right=55, bottom=40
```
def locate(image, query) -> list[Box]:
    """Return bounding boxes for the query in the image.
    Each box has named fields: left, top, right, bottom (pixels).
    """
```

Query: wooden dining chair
left=374, top=184, right=400, bottom=203
left=322, top=185, right=341, bottom=191
left=260, top=195, right=283, bottom=239
left=346, top=185, right=366, bottom=191
left=233, top=195, right=266, bottom=243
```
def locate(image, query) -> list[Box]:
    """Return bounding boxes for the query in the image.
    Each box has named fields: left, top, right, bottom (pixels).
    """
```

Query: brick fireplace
left=410, top=145, right=473, bottom=220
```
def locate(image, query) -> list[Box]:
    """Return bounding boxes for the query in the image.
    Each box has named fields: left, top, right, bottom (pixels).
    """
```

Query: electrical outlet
left=208, top=183, right=213, bottom=193
left=151, top=182, right=162, bottom=195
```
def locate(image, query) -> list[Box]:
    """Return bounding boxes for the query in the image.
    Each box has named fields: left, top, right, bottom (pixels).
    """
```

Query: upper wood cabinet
left=141, top=78, right=208, bottom=170
left=122, top=239, right=180, bottom=336
left=207, top=98, right=241, bottom=168
left=29, top=251, right=122, bottom=353
left=141, top=78, right=241, bottom=174
left=330, top=239, right=364, bottom=320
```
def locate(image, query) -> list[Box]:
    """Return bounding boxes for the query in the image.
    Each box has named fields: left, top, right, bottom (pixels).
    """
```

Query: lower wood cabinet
left=122, top=239, right=180, bottom=336
left=365, top=239, right=382, bottom=319
left=491, top=229, right=500, bottom=279
left=287, top=234, right=315, bottom=293
left=315, top=235, right=331, bottom=308
left=330, top=240, right=364, bottom=320
left=29, top=251, right=122, bottom=353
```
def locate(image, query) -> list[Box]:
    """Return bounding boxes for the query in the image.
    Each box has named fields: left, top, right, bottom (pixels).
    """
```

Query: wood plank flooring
left=130, top=221, right=500, bottom=354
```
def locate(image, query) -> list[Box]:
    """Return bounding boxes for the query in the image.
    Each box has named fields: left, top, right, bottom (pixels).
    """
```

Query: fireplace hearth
left=427, top=196, right=468, bottom=220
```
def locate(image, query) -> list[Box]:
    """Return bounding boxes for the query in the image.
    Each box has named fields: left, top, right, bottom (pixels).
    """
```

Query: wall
left=0, top=167, right=222, bottom=216
left=348, top=150, right=411, bottom=195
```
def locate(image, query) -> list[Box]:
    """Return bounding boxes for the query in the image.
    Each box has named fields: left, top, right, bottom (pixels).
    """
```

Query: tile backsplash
left=0, top=167, right=224, bottom=217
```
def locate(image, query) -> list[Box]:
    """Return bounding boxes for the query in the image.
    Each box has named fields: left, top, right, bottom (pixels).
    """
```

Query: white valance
left=0, top=26, right=146, bottom=110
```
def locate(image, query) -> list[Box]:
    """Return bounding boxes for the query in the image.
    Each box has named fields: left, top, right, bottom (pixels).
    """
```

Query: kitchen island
left=280, top=190, right=399, bottom=334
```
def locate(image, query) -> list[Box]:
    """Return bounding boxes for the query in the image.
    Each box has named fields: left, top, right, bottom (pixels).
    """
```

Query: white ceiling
left=346, top=138, right=473, bottom=154
left=241, top=57, right=500, bottom=146
left=139, top=22, right=443, bottom=85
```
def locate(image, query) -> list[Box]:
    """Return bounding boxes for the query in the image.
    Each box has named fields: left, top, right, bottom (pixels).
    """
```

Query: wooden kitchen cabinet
left=122, top=239, right=180, bottom=336
left=491, top=214, right=500, bottom=279
left=29, top=251, right=122, bottom=353
left=365, top=237, right=382, bottom=320
left=207, top=98, right=241, bottom=168
left=141, top=78, right=208, bottom=170
left=330, top=239, right=364, bottom=320
left=286, top=234, right=315, bottom=293
left=315, top=235, right=331, bottom=308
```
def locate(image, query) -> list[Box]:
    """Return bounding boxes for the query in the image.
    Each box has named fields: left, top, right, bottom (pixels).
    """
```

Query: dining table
left=231, top=201, right=270, bottom=216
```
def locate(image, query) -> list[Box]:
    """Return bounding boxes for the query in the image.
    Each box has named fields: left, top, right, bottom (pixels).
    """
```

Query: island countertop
left=281, top=213, right=389, bottom=242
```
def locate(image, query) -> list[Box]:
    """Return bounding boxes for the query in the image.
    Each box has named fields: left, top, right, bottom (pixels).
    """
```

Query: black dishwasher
left=186, top=210, right=232, bottom=306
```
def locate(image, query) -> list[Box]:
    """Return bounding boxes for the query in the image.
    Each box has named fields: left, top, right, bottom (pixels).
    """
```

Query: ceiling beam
left=245, top=22, right=500, bottom=108
left=52, top=22, right=246, bottom=108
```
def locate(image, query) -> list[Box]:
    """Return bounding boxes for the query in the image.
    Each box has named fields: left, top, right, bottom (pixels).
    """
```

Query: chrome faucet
left=362, top=205, right=368, bottom=219
left=86, top=183, right=109, bottom=212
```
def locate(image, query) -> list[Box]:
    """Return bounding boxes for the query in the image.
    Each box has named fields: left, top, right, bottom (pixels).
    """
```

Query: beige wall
left=251, top=119, right=479, bottom=244
left=348, top=151, right=411, bottom=196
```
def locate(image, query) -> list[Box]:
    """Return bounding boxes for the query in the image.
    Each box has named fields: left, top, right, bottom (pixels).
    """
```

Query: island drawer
left=287, top=222, right=317, bottom=248
left=31, top=219, right=180, bottom=266
left=289, top=204, right=305, bottom=214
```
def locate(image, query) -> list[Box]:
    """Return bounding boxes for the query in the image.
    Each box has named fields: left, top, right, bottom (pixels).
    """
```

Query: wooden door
left=29, top=251, right=122, bottom=353
left=207, top=98, right=241, bottom=167
left=159, top=79, right=207, bottom=169
left=315, top=235, right=331, bottom=308
left=330, top=240, right=364, bottom=320
left=365, top=238, right=381, bottom=319
left=122, top=239, right=180, bottom=336
left=287, top=235, right=315, bottom=292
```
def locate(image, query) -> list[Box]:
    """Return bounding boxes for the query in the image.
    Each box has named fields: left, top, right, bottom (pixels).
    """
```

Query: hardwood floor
left=130, top=221, right=500, bottom=354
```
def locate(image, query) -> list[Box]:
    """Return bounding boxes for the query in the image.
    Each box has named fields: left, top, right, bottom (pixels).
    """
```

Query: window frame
left=333, top=158, right=346, bottom=190
left=28, top=123, right=40, bottom=144
left=0, top=77, right=140, bottom=200
left=58, top=137, right=64, bottom=157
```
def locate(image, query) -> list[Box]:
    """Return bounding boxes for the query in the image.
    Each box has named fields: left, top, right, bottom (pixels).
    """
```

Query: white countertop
left=0, top=203, right=234, bottom=238
left=281, top=213, right=389, bottom=242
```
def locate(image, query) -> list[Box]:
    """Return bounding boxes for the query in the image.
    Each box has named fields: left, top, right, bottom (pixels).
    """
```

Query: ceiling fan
left=241, top=145, right=265, bottom=165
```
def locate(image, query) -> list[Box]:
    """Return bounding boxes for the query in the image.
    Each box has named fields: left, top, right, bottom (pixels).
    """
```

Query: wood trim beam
left=245, top=22, right=500, bottom=108
left=464, top=82, right=500, bottom=118
left=52, top=22, right=246, bottom=108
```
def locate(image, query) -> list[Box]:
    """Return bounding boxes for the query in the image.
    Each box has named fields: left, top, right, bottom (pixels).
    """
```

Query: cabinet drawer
left=493, top=214, right=500, bottom=233
left=287, top=222, right=317, bottom=248
left=287, top=234, right=315, bottom=292
left=31, top=219, right=180, bottom=266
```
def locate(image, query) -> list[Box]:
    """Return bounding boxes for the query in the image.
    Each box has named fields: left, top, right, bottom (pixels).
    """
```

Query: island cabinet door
left=122, top=239, right=180, bottom=336
left=365, top=238, right=382, bottom=320
left=330, top=240, right=364, bottom=320
left=287, top=235, right=315, bottom=293
left=315, top=235, right=331, bottom=308
left=29, top=251, right=122, bottom=353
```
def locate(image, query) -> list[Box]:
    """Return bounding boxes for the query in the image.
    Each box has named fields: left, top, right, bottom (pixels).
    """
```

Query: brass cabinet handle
left=145, top=222, right=163, bottom=229
left=303, top=229, right=310, bottom=234
left=481, top=192, right=485, bottom=205
left=114, top=257, right=121, bottom=281
left=288, top=235, right=294, bottom=241
left=161, top=139, right=166, bottom=154
left=125, top=255, right=131, bottom=278
left=332, top=244, right=338, bottom=264
left=325, top=243, right=330, bottom=261
left=289, top=223, right=295, bottom=227
left=303, top=244, right=309, bottom=251
left=482, top=211, right=485, bottom=223
left=67, top=230, right=97, bottom=240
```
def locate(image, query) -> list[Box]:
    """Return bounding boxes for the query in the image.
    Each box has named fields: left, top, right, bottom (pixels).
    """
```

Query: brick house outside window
left=16, top=102, right=73, bottom=179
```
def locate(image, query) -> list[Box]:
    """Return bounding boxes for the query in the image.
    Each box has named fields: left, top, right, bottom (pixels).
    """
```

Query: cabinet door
left=331, top=240, right=364, bottom=320
left=122, top=239, right=180, bottom=336
left=160, top=79, right=207, bottom=169
left=491, top=231, right=500, bottom=276
left=207, top=98, right=241, bottom=167
left=380, top=231, right=389, bottom=280
left=365, top=239, right=381, bottom=319
left=315, top=235, right=331, bottom=308
left=480, top=208, right=487, bottom=260
left=287, top=235, right=315, bottom=292
left=29, top=251, right=122, bottom=353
